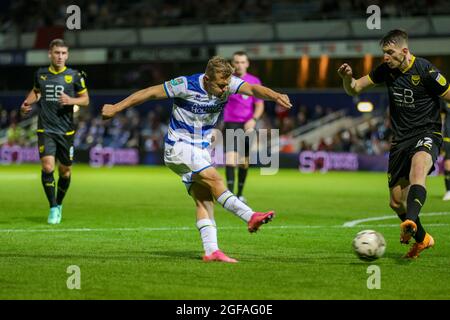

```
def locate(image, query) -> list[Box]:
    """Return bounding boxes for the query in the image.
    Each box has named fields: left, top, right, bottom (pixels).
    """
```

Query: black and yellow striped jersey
left=33, top=66, right=88, bottom=135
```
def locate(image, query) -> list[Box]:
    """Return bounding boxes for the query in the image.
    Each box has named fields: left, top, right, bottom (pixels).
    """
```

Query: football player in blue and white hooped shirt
left=102, top=56, right=292, bottom=263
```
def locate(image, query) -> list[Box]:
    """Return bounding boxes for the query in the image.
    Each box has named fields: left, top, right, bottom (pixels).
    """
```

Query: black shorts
left=388, top=133, right=442, bottom=188
left=223, top=122, right=250, bottom=157
left=444, top=138, right=450, bottom=160
left=38, top=132, right=74, bottom=166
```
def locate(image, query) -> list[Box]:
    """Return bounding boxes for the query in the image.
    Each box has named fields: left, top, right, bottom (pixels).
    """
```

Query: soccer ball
left=352, top=230, right=386, bottom=261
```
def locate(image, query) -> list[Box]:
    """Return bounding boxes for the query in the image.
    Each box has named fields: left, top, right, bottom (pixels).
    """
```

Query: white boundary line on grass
left=342, top=211, right=450, bottom=227
left=0, top=222, right=449, bottom=234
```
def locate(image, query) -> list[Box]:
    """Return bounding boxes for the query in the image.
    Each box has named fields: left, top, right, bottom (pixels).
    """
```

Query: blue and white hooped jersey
left=163, top=73, right=245, bottom=148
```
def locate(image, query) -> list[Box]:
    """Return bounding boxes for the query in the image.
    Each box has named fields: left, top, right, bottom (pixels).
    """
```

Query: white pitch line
left=343, top=212, right=450, bottom=227
left=0, top=223, right=449, bottom=234
left=0, top=225, right=316, bottom=233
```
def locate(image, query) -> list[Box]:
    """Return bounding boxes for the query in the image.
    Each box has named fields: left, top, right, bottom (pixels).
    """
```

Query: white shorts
left=164, top=142, right=212, bottom=192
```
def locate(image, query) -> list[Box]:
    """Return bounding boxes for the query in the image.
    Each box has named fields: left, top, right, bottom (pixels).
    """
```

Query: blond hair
left=205, top=56, right=234, bottom=80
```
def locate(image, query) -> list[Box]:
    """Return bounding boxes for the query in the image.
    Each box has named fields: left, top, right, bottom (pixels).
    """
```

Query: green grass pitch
left=0, top=165, right=449, bottom=299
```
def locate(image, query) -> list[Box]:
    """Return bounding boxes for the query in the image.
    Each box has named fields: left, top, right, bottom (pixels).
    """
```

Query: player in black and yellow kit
left=338, top=30, right=450, bottom=258
left=20, top=39, right=89, bottom=224
left=441, top=99, right=450, bottom=200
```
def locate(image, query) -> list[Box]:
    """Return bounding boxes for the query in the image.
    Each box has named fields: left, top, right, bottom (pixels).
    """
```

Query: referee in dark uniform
left=21, top=39, right=89, bottom=224
left=338, top=29, right=450, bottom=258
left=441, top=99, right=450, bottom=200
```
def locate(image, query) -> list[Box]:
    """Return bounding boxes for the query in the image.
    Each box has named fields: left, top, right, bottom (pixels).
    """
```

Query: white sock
left=196, top=219, right=219, bottom=256
left=216, top=190, right=253, bottom=222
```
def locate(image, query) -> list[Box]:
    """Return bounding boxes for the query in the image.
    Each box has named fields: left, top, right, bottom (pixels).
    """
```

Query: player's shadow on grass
left=148, top=250, right=201, bottom=261
left=348, top=252, right=413, bottom=265
left=382, top=252, right=413, bottom=265
left=0, top=250, right=201, bottom=262
left=239, top=252, right=355, bottom=264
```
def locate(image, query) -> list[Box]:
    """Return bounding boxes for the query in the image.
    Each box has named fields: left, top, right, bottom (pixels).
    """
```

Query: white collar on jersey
left=199, top=74, right=208, bottom=95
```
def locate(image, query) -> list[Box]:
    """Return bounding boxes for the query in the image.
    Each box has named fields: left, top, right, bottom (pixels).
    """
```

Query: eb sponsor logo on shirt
left=45, top=84, right=64, bottom=102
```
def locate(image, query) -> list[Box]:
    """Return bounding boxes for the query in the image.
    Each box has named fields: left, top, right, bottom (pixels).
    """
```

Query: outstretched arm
left=337, top=63, right=375, bottom=96
left=238, top=82, right=292, bottom=109
left=102, top=84, right=167, bottom=119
